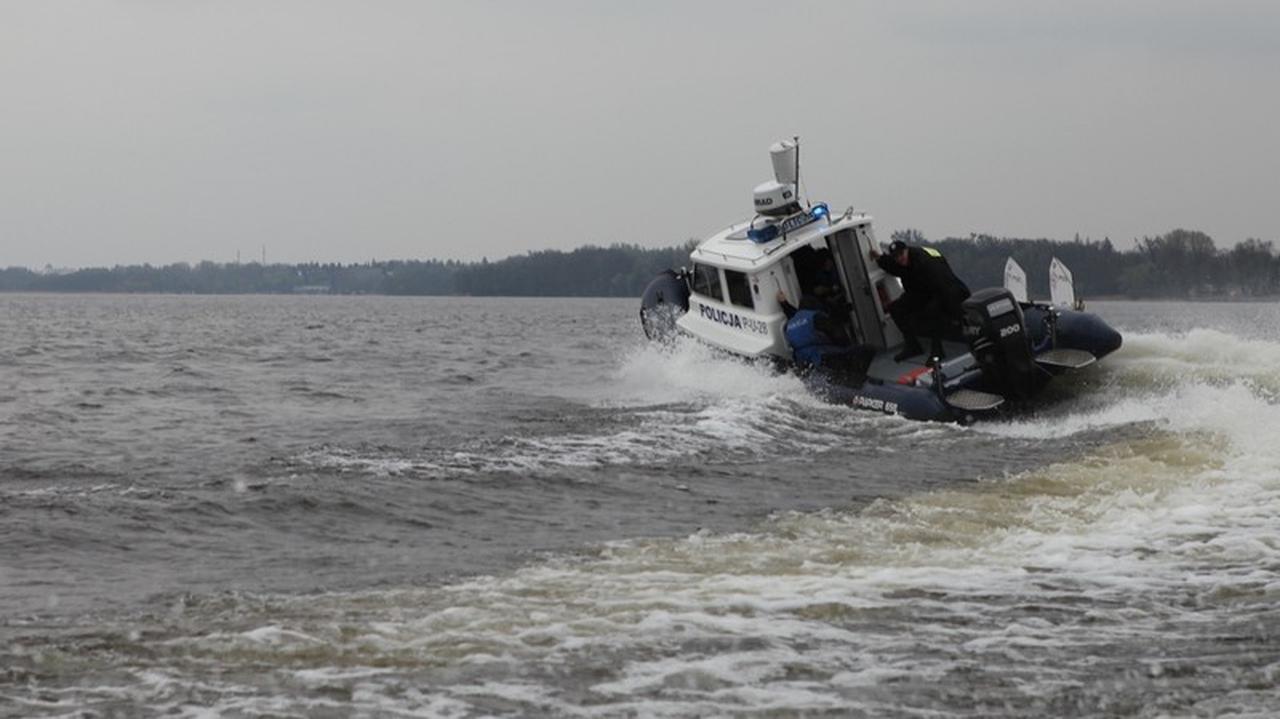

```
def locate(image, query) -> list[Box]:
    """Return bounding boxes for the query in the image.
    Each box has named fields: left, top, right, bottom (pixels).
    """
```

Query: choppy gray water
left=3, top=295, right=1280, bottom=717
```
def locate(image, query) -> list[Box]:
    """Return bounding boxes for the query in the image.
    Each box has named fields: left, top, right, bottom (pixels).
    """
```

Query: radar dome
left=753, top=180, right=799, bottom=217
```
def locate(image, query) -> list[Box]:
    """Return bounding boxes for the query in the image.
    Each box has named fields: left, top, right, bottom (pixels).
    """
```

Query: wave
left=296, top=395, right=876, bottom=479
left=295, top=327, right=1280, bottom=479
left=11, top=327, right=1280, bottom=715
left=251, top=374, right=1280, bottom=714
left=600, top=338, right=812, bottom=407
left=48, top=379, right=1278, bottom=716
left=295, top=337, right=918, bottom=479
left=291, top=325, right=1280, bottom=478
left=283, top=330, right=1280, bottom=714
left=1104, top=328, right=1280, bottom=398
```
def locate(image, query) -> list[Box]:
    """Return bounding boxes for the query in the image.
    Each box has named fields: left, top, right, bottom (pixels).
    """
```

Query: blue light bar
left=810, top=203, right=829, bottom=219
left=747, top=225, right=779, bottom=243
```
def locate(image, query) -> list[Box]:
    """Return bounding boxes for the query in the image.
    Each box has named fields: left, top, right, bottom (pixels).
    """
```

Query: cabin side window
left=724, top=269, right=754, bottom=309
left=691, top=263, right=724, bottom=301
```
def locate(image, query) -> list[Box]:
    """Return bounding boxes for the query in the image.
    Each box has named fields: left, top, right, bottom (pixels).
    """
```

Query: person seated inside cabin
left=809, top=249, right=844, bottom=308
left=790, top=247, right=847, bottom=317
left=775, top=290, right=874, bottom=379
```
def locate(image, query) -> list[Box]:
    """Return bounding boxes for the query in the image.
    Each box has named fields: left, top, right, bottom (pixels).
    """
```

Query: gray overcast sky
left=2, top=1, right=1278, bottom=268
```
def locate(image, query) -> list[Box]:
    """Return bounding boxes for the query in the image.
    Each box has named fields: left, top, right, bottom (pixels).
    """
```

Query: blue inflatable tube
left=802, top=372, right=957, bottom=422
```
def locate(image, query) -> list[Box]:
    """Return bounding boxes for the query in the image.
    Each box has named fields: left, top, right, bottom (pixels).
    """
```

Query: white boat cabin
left=677, top=207, right=907, bottom=360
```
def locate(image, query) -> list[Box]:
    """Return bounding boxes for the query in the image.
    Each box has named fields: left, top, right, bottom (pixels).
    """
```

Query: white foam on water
left=19, top=328, right=1280, bottom=715
left=1109, top=328, right=1280, bottom=396
left=1, top=482, right=124, bottom=500
left=295, top=334, right=958, bottom=480
left=297, top=346, right=873, bottom=479
left=293, top=666, right=396, bottom=688
left=1121, top=327, right=1280, bottom=372
left=975, top=326, right=1280, bottom=441
left=601, top=337, right=812, bottom=408
left=974, top=393, right=1163, bottom=439
left=297, top=448, right=422, bottom=476
left=296, top=397, right=849, bottom=479
left=239, top=625, right=324, bottom=645
left=231, top=331, right=1280, bottom=714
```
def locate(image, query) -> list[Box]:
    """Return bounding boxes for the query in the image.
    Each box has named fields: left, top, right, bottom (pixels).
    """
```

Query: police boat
left=639, top=139, right=1123, bottom=423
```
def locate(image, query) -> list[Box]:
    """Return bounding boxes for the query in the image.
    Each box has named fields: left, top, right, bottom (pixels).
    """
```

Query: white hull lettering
left=851, top=395, right=898, bottom=414
left=698, top=303, right=768, bottom=335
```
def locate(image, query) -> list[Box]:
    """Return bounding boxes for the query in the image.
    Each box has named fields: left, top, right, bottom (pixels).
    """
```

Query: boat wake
left=276, top=331, right=1280, bottom=715
left=294, top=338, right=939, bottom=481
left=1106, top=328, right=1280, bottom=398
left=10, top=327, right=1280, bottom=716
left=293, top=328, right=1280, bottom=482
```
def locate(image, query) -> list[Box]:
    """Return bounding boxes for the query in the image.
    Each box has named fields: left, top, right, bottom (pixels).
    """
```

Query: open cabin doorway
left=826, top=227, right=890, bottom=349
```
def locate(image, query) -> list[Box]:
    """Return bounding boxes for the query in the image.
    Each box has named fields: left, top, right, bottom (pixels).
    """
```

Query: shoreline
left=3, top=289, right=1279, bottom=303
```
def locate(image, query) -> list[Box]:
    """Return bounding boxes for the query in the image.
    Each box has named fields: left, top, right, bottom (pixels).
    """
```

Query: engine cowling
left=962, top=287, right=1043, bottom=399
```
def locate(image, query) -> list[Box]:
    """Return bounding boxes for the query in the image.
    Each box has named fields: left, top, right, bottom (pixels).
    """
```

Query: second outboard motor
left=640, top=269, right=690, bottom=341
left=962, top=287, right=1042, bottom=399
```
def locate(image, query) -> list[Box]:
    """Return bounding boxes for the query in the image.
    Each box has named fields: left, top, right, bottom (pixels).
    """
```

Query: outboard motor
left=962, top=287, right=1043, bottom=399
left=639, top=269, right=690, bottom=341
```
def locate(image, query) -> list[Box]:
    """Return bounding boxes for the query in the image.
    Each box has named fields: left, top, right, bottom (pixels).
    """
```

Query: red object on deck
left=896, top=366, right=931, bottom=385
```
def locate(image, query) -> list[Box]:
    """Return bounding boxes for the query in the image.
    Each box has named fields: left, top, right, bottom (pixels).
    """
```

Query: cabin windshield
left=691, top=262, right=723, bottom=301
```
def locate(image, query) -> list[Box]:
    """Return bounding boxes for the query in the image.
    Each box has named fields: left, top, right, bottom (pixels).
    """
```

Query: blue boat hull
left=799, top=305, right=1123, bottom=423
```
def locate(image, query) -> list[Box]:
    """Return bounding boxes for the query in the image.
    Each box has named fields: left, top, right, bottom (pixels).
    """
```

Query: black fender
left=639, top=270, right=690, bottom=341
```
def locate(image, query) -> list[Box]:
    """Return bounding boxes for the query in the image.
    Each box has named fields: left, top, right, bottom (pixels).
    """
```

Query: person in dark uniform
left=870, top=240, right=971, bottom=362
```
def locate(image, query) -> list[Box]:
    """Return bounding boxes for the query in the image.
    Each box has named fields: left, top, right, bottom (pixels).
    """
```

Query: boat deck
left=865, top=339, right=975, bottom=384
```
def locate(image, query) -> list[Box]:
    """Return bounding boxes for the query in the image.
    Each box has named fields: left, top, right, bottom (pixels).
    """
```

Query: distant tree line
left=898, top=228, right=1279, bottom=299
left=2, top=230, right=1277, bottom=298
left=0, top=244, right=693, bottom=297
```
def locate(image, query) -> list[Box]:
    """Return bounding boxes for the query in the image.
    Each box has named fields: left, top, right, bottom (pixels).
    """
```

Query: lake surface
left=3, top=294, right=1280, bottom=717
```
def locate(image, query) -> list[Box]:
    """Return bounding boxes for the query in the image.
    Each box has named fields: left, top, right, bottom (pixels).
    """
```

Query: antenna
left=794, top=135, right=806, bottom=208
left=788, top=135, right=808, bottom=205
